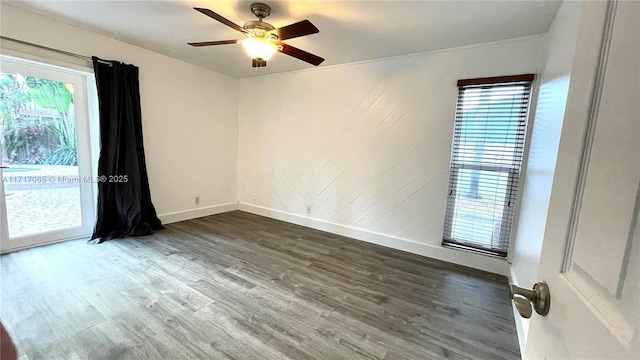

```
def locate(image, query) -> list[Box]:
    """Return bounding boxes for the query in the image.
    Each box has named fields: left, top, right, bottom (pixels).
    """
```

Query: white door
left=523, top=1, right=639, bottom=358
left=0, top=56, right=95, bottom=252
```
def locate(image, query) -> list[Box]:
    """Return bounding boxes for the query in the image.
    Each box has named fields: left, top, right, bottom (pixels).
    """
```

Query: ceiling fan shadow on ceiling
left=188, top=3, right=324, bottom=68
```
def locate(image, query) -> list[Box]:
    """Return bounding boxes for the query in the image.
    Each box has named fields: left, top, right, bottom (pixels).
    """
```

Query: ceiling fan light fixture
left=189, top=6, right=324, bottom=67
left=239, top=37, right=278, bottom=60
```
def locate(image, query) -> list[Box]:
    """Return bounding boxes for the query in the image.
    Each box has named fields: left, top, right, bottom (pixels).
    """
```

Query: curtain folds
left=91, top=56, right=163, bottom=243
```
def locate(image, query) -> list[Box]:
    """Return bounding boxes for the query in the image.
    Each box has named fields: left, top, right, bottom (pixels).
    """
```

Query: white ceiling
left=9, top=1, right=561, bottom=78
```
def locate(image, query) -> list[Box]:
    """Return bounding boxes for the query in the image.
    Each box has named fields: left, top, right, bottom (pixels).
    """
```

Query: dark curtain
left=91, top=56, right=163, bottom=243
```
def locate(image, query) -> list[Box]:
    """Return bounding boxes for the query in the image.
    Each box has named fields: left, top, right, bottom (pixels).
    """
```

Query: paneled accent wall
left=239, top=36, right=543, bottom=268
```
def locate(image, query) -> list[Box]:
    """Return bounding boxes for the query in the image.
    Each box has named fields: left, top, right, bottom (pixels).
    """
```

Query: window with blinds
left=443, top=74, right=535, bottom=257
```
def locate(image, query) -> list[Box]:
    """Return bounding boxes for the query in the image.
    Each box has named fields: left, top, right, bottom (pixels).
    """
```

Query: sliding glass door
left=0, top=56, right=95, bottom=252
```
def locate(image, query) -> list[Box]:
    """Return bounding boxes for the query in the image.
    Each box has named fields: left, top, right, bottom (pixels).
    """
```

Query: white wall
left=238, top=37, right=544, bottom=275
left=0, top=3, right=239, bottom=223
left=509, top=1, right=583, bottom=351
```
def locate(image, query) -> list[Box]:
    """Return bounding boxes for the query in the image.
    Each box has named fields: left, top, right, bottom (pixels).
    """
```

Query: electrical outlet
left=195, top=196, right=200, bottom=204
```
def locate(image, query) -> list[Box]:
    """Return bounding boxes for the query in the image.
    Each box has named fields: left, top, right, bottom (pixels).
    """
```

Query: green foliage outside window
left=0, top=73, right=77, bottom=166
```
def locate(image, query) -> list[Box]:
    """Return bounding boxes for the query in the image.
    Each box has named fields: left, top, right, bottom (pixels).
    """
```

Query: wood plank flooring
left=0, top=211, right=520, bottom=359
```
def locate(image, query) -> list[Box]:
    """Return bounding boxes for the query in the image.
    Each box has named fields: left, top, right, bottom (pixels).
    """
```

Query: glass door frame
left=0, top=54, right=97, bottom=253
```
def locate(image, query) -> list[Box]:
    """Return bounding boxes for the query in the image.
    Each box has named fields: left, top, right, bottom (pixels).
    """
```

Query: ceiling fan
left=188, top=3, right=324, bottom=68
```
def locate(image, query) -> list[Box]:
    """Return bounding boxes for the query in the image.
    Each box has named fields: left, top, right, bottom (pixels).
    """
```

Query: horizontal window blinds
left=443, top=74, right=534, bottom=257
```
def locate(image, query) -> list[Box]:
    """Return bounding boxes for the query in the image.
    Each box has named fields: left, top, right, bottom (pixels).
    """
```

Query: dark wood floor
left=0, top=211, right=520, bottom=359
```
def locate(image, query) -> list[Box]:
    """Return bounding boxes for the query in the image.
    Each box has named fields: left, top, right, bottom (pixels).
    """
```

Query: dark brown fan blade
left=188, top=40, right=238, bottom=47
left=194, top=7, right=244, bottom=33
left=275, top=20, right=319, bottom=40
left=278, top=43, right=324, bottom=66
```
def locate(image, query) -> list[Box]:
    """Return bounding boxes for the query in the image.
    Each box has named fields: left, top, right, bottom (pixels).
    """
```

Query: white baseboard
left=238, top=202, right=509, bottom=276
left=159, top=202, right=238, bottom=224
left=508, top=266, right=528, bottom=357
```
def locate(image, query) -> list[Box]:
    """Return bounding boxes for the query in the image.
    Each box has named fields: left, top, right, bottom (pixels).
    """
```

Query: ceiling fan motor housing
left=244, top=21, right=274, bottom=31
left=246, top=3, right=276, bottom=40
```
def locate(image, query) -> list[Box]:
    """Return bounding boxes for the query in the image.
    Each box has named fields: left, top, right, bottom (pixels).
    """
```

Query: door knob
left=509, top=281, right=550, bottom=318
